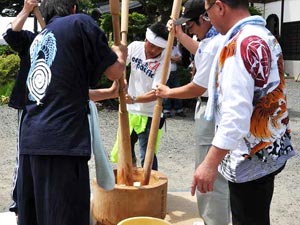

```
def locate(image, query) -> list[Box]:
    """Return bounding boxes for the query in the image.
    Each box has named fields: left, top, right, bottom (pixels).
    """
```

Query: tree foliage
left=0, top=0, right=177, bottom=24
left=100, top=11, right=147, bottom=43
left=79, top=0, right=94, bottom=14
left=136, top=0, right=175, bottom=24
left=249, top=5, right=263, bottom=16
left=0, top=54, right=19, bottom=86
left=128, top=12, right=147, bottom=41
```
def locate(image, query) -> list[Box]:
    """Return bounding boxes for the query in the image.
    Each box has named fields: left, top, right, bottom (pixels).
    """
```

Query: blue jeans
left=130, top=117, right=165, bottom=170
left=163, top=71, right=183, bottom=112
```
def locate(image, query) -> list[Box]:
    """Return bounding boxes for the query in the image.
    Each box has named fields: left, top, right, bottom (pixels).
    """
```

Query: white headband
left=145, top=28, right=168, bottom=48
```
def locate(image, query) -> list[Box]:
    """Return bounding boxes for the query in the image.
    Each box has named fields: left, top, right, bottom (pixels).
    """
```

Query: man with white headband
left=111, top=23, right=170, bottom=170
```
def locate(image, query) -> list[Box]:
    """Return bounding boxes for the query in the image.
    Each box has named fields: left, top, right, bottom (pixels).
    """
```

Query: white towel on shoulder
left=88, top=101, right=115, bottom=190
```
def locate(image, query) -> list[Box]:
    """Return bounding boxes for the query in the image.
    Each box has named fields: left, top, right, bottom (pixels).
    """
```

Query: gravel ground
left=0, top=78, right=299, bottom=224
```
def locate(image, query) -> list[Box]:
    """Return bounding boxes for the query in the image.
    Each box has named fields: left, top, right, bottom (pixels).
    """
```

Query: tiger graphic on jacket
left=219, top=33, right=291, bottom=159
left=249, top=54, right=290, bottom=156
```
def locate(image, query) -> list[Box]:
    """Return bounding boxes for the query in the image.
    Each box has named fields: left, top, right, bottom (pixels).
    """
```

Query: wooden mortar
left=92, top=168, right=168, bottom=225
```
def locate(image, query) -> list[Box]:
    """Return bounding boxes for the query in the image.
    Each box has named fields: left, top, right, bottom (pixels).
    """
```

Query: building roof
left=94, top=1, right=142, bottom=14
left=249, top=0, right=280, bottom=3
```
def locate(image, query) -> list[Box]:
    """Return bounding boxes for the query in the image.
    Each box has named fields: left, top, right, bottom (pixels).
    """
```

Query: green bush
left=0, top=45, right=15, bottom=56
left=100, top=12, right=148, bottom=44
left=100, top=13, right=113, bottom=37
left=0, top=54, right=20, bottom=86
left=0, top=80, right=15, bottom=95
left=0, top=81, right=15, bottom=104
left=249, top=6, right=263, bottom=16
left=128, top=12, right=147, bottom=42
left=0, top=53, right=20, bottom=104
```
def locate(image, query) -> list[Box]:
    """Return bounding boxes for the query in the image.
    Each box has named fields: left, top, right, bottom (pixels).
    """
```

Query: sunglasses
left=202, top=12, right=210, bottom=22
left=185, top=12, right=210, bottom=30
left=202, top=1, right=217, bottom=21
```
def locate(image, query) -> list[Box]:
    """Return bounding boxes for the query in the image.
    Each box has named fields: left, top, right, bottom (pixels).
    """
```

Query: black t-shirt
left=20, top=14, right=117, bottom=156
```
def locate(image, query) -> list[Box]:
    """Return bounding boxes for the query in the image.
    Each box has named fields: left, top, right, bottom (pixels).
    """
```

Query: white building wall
left=254, top=0, right=300, bottom=78
left=283, top=0, right=300, bottom=22
left=0, top=17, right=41, bottom=45
left=282, top=0, right=300, bottom=78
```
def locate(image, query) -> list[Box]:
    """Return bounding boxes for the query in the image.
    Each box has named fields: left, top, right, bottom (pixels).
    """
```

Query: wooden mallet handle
left=109, top=0, right=133, bottom=186
left=142, top=0, right=183, bottom=185
left=33, top=7, right=46, bottom=29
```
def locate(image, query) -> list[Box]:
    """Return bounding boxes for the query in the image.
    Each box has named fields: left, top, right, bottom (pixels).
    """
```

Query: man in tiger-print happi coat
left=191, top=0, right=295, bottom=225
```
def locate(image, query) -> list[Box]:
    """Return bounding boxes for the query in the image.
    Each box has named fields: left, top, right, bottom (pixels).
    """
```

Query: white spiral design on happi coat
left=27, top=58, right=51, bottom=105
left=27, top=29, right=56, bottom=105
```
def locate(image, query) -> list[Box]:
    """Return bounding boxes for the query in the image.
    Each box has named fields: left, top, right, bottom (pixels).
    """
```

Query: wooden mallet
left=142, top=0, right=183, bottom=185
left=109, top=0, right=133, bottom=186
left=33, top=7, right=46, bottom=29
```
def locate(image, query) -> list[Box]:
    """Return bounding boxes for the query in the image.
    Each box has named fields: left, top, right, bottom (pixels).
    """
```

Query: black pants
left=17, top=155, right=90, bottom=225
left=229, top=167, right=284, bottom=225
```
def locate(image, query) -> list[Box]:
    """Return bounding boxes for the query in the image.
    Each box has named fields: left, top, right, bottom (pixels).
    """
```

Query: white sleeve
left=192, top=42, right=214, bottom=89
left=212, top=55, right=254, bottom=150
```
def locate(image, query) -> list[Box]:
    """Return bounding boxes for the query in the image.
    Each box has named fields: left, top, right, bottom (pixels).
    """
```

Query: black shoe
left=175, top=112, right=186, bottom=117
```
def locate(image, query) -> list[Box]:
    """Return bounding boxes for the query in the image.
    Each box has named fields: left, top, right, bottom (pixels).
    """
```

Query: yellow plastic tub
left=117, top=216, right=171, bottom=225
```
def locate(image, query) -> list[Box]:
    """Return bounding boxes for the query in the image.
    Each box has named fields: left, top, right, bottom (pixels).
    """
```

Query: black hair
left=220, top=0, right=249, bottom=9
left=40, top=0, right=79, bottom=24
left=148, top=22, right=169, bottom=41
left=190, top=17, right=201, bottom=26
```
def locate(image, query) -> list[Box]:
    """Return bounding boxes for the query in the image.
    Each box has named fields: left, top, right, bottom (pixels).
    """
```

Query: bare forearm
left=177, top=33, right=199, bottom=55
left=204, top=145, right=229, bottom=168
left=11, top=1, right=38, bottom=31
left=11, top=10, right=29, bottom=31
left=191, top=145, right=228, bottom=195
left=156, top=82, right=206, bottom=99
left=126, top=90, right=156, bottom=104
left=139, top=92, right=156, bottom=102
left=105, top=45, right=127, bottom=81
left=170, top=83, right=205, bottom=99
left=89, top=88, right=116, bottom=102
